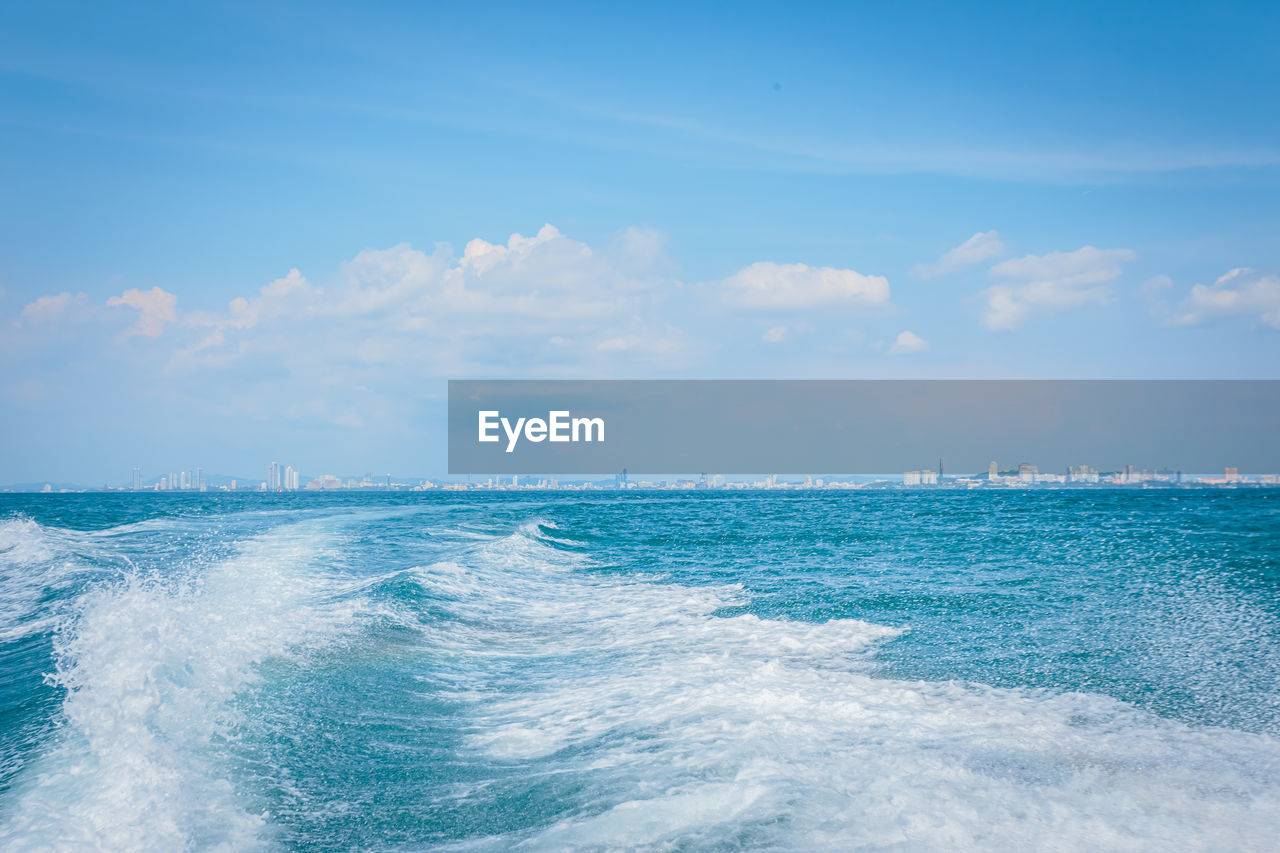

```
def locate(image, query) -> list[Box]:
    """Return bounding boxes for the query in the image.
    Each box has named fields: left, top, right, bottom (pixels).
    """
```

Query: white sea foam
left=0, top=517, right=97, bottom=642
left=423, top=525, right=1280, bottom=851
left=0, top=519, right=365, bottom=852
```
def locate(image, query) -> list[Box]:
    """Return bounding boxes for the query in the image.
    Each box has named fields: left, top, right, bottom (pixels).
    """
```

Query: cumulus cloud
left=888, top=329, right=928, bottom=354
left=720, top=261, right=890, bottom=309
left=7, top=225, right=924, bottom=444
left=314, top=224, right=663, bottom=326
left=1173, top=268, right=1280, bottom=328
left=912, top=230, right=1005, bottom=278
left=179, top=268, right=318, bottom=335
left=106, top=286, right=179, bottom=337
left=168, top=224, right=686, bottom=381
left=980, top=246, right=1135, bottom=330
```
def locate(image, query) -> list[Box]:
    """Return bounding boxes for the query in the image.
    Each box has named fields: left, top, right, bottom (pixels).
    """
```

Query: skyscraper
left=132, top=467, right=142, bottom=490
left=268, top=461, right=281, bottom=490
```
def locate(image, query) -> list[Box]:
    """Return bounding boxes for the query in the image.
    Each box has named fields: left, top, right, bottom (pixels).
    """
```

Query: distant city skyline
left=4, top=462, right=1276, bottom=494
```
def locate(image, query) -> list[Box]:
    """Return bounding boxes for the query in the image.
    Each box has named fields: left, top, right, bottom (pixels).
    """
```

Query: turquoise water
left=1, top=491, right=1278, bottom=849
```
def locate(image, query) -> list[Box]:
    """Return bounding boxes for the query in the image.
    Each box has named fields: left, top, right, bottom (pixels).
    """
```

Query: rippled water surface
left=2, top=490, right=1278, bottom=850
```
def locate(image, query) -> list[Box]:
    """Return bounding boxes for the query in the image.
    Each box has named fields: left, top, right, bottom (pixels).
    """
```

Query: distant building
left=132, top=467, right=142, bottom=490
left=1225, top=467, right=1241, bottom=483
left=1018, top=463, right=1037, bottom=483
left=904, top=469, right=938, bottom=486
left=1068, top=464, right=1098, bottom=483
left=305, top=474, right=343, bottom=490
left=988, top=460, right=998, bottom=480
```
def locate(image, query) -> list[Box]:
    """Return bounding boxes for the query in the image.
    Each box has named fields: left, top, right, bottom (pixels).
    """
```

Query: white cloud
left=228, top=268, right=314, bottom=328
left=720, top=261, right=890, bottom=309
left=912, top=230, right=1005, bottom=278
left=106, top=286, right=178, bottom=337
left=1174, top=268, right=1280, bottom=328
left=888, top=330, right=928, bottom=354
left=980, top=246, right=1135, bottom=330
left=320, top=224, right=660, bottom=325
left=167, top=224, right=687, bottom=381
left=21, top=291, right=86, bottom=325
left=182, top=268, right=317, bottom=332
left=762, top=325, right=788, bottom=343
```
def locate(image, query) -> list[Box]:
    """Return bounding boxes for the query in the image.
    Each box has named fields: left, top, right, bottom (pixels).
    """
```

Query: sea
left=1, top=490, right=1278, bottom=851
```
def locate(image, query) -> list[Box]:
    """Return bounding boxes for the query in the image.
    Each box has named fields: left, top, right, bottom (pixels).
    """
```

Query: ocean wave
left=414, top=522, right=1280, bottom=851
left=0, top=517, right=120, bottom=643
left=0, top=519, right=370, bottom=852
left=4, top=507, right=1279, bottom=851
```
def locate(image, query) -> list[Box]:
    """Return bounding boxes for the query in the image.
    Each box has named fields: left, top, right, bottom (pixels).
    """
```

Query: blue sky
left=2, top=1, right=1279, bottom=483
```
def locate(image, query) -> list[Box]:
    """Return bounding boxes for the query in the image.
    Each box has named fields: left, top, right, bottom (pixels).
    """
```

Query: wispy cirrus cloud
left=912, top=231, right=1005, bottom=278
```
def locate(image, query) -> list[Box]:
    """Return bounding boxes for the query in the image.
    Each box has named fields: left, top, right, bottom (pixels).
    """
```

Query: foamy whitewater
left=1, top=491, right=1278, bottom=850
